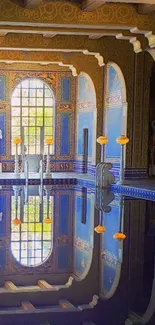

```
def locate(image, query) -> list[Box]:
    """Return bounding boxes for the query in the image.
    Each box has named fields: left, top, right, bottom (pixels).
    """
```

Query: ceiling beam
left=24, top=0, right=43, bottom=8
left=82, top=0, right=105, bottom=11
left=82, top=0, right=155, bottom=11
left=138, top=4, right=155, bottom=13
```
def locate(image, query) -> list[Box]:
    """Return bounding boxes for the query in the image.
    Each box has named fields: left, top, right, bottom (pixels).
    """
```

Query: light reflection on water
left=11, top=185, right=53, bottom=267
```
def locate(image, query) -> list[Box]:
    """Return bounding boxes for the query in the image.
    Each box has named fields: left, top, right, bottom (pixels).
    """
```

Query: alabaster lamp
left=94, top=225, right=106, bottom=234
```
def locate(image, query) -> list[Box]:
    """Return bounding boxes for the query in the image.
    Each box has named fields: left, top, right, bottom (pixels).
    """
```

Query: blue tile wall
left=77, top=111, right=93, bottom=157
left=60, top=113, right=70, bottom=156
left=59, top=195, right=69, bottom=235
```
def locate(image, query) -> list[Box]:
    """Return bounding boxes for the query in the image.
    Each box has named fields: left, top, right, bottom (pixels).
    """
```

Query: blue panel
left=75, top=196, right=92, bottom=243
left=108, top=66, right=121, bottom=95
left=60, top=113, right=70, bottom=156
left=103, top=263, right=116, bottom=292
left=106, top=106, right=123, bottom=158
left=58, top=246, right=69, bottom=269
left=0, top=113, right=5, bottom=155
left=104, top=205, right=120, bottom=259
left=77, top=112, right=93, bottom=157
left=0, top=195, right=6, bottom=237
left=0, top=248, right=6, bottom=268
left=0, top=76, right=5, bottom=100
left=61, top=77, right=71, bottom=102
left=59, top=195, right=69, bottom=235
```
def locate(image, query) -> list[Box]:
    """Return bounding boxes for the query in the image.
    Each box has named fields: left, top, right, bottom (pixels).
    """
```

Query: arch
left=104, top=62, right=128, bottom=170
left=11, top=77, right=55, bottom=158
left=76, top=72, right=97, bottom=174
left=107, top=62, right=127, bottom=104
left=11, top=187, right=53, bottom=267
left=77, top=72, right=97, bottom=108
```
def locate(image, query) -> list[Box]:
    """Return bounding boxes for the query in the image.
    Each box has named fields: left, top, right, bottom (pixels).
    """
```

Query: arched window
left=11, top=78, right=54, bottom=156
left=11, top=188, right=53, bottom=267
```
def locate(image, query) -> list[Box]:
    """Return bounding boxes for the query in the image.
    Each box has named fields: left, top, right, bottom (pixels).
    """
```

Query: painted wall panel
left=61, top=77, right=71, bottom=102
left=74, top=249, right=90, bottom=274
left=60, top=113, right=70, bottom=156
left=0, top=195, right=6, bottom=237
left=59, top=195, right=69, bottom=235
left=108, top=66, right=121, bottom=95
left=78, top=74, right=96, bottom=106
left=102, top=263, right=116, bottom=292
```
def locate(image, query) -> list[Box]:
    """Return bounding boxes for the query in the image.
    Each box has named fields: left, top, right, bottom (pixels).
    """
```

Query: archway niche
left=103, top=62, right=127, bottom=179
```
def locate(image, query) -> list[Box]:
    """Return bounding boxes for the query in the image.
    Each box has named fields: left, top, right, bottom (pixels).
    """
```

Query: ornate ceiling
left=0, top=0, right=153, bottom=74
left=9, top=0, right=155, bottom=13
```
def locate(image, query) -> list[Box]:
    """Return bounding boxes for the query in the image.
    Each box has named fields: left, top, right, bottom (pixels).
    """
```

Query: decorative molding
left=145, top=31, right=155, bottom=48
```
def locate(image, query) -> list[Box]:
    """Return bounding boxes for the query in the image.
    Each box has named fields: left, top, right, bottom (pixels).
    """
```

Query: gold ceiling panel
left=2, top=0, right=151, bottom=32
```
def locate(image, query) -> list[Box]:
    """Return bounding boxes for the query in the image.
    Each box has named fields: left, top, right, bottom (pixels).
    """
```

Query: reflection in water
left=11, top=186, right=53, bottom=267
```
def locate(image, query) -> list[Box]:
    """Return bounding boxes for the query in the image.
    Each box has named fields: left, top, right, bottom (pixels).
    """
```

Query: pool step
left=3, top=277, right=74, bottom=294
left=0, top=298, right=96, bottom=314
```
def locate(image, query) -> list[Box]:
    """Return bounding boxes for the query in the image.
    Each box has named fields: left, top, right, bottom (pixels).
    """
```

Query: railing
left=24, top=160, right=29, bottom=186
left=39, top=160, right=43, bottom=185
left=24, top=160, right=29, bottom=204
